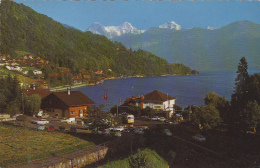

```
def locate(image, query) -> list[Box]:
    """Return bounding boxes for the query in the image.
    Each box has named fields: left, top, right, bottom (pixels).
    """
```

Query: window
left=70, top=111, right=75, bottom=115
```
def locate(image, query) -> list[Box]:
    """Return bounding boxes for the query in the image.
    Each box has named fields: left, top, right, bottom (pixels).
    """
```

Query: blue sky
left=15, top=0, right=260, bottom=31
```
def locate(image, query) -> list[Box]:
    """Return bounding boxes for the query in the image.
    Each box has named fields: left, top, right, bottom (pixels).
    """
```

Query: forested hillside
left=0, top=0, right=198, bottom=76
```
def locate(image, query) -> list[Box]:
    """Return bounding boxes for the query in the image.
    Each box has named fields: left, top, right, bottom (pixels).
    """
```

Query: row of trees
left=183, top=57, right=260, bottom=132
left=0, top=75, right=41, bottom=116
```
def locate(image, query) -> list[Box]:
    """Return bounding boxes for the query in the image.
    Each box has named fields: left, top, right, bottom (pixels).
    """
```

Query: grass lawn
left=0, top=123, right=94, bottom=167
left=0, top=68, right=39, bottom=84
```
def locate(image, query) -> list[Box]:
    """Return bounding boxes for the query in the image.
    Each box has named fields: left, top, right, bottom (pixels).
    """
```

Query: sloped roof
left=141, top=90, right=176, bottom=102
left=122, top=90, right=176, bottom=106
left=52, top=91, right=95, bottom=106
left=23, top=88, right=51, bottom=99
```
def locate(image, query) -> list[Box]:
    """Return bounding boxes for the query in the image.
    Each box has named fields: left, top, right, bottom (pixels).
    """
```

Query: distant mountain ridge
left=158, top=21, right=182, bottom=30
left=113, top=20, right=260, bottom=70
left=87, top=21, right=187, bottom=38
left=87, top=22, right=146, bottom=39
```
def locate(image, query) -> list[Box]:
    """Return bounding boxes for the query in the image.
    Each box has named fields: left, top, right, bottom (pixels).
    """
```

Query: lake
left=73, top=70, right=259, bottom=111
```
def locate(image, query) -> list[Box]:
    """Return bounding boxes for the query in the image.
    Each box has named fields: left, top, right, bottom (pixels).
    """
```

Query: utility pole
left=189, top=106, right=192, bottom=121
left=117, top=101, right=118, bottom=116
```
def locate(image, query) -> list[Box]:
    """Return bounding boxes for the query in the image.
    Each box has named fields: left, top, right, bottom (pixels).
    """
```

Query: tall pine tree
left=230, top=57, right=250, bottom=129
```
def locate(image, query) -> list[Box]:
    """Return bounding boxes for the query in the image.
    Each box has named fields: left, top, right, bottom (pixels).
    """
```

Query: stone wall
left=45, top=147, right=108, bottom=168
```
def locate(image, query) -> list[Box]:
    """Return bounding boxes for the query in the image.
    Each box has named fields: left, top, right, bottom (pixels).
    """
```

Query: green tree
left=141, top=107, right=155, bottom=118
left=24, top=94, right=41, bottom=116
left=0, top=75, right=22, bottom=116
left=230, top=57, right=250, bottom=126
left=174, top=104, right=183, bottom=112
left=248, top=73, right=260, bottom=105
left=204, top=92, right=229, bottom=123
left=84, top=105, right=112, bottom=131
left=244, top=101, right=260, bottom=133
left=128, top=106, right=141, bottom=116
left=196, top=105, right=222, bottom=130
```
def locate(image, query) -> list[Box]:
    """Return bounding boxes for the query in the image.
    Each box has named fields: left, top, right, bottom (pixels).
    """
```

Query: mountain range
left=87, top=22, right=146, bottom=39
left=86, top=21, right=185, bottom=38
left=112, top=20, right=260, bottom=71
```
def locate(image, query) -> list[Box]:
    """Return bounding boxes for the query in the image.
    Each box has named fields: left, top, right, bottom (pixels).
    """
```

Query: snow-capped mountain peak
left=159, top=21, right=182, bottom=30
left=87, top=22, right=145, bottom=38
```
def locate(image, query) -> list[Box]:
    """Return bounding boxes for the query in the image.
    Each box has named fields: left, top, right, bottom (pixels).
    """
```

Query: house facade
left=41, top=89, right=95, bottom=118
left=122, top=90, right=176, bottom=118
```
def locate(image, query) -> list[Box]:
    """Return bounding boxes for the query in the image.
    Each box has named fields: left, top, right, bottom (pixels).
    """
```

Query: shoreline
left=49, top=73, right=198, bottom=92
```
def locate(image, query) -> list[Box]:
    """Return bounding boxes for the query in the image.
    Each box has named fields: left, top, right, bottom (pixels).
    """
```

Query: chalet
left=37, top=59, right=44, bottom=64
left=0, top=55, right=6, bottom=60
left=41, top=89, right=95, bottom=118
left=23, top=87, right=51, bottom=99
left=93, top=70, right=103, bottom=74
left=22, top=55, right=28, bottom=59
left=122, top=90, right=176, bottom=118
left=28, top=55, right=33, bottom=59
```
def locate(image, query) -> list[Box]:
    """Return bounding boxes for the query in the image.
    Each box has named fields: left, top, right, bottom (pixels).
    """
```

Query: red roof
left=23, top=88, right=51, bottom=99
left=52, top=91, right=95, bottom=106
left=141, top=90, right=176, bottom=102
left=122, top=90, right=176, bottom=106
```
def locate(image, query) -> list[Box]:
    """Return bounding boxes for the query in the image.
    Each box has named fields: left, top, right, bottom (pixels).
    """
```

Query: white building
left=123, top=90, right=176, bottom=118
left=33, top=70, right=42, bottom=75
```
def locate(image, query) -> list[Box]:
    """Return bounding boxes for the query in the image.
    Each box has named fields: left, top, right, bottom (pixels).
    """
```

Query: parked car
left=32, top=119, right=49, bottom=125
left=114, top=131, right=122, bottom=137
left=102, top=129, right=110, bottom=136
left=124, top=126, right=135, bottom=133
left=113, top=126, right=125, bottom=132
left=48, top=126, right=55, bottom=131
left=163, top=129, right=172, bottom=136
left=151, top=116, right=160, bottom=121
left=192, top=134, right=206, bottom=141
left=108, top=126, right=115, bottom=131
left=164, top=119, right=173, bottom=125
left=83, top=123, right=93, bottom=130
left=37, top=125, right=45, bottom=130
left=58, top=126, right=66, bottom=131
left=134, top=128, right=144, bottom=134
left=159, top=117, right=166, bottom=122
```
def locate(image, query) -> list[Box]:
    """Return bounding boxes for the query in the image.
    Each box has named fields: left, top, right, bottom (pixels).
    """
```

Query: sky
left=14, top=0, right=260, bottom=31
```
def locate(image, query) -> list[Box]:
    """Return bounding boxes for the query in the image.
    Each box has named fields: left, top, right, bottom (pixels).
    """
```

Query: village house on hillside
left=41, top=89, right=95, bottom=119
left=122, top=90, right=176, bottom=118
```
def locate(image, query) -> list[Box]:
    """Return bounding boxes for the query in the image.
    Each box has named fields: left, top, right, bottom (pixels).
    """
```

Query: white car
left=159, top=117, right=166, bottom=122
left=134, top=128, right=144, bottom=134
left=163, top=129, right=172, bottom=136
left=113, top=126, right=124, bottom=132
left=38, top=125, right=45, bottom=130
left=108, top=126, right=115, bottom=131
left=114, top=131, right=122, bottom=137
left=151, top=116, right=160, bottom=121
left=32, top=119, right=49, bottom=125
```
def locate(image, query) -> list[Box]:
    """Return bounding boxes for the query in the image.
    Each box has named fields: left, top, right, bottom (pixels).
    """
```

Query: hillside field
left=0, top=123, right=93, bottom=167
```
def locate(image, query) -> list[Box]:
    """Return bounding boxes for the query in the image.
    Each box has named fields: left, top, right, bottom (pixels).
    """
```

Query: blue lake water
left=73, top=70, right=259, bottom=111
